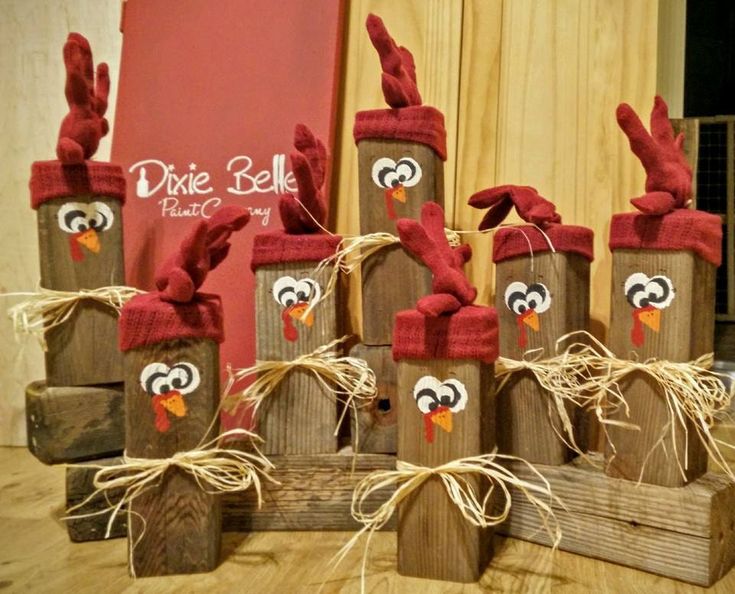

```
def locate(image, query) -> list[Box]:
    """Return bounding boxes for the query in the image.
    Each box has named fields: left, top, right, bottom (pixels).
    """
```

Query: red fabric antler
left=467, top=185, right=561, bottom=230
left=366, top=13, right=422, bottom=108
left=278, top=124, right=328, bottom=234
left=155, top=206, right=250, bottom=303
left=397, top=202, right=476, bottom=316
left=617, top=96, right=692, bottom=215
left=56, top=33, right=110, bottom=164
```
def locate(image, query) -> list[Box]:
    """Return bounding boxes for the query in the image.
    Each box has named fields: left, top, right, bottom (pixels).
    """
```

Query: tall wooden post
left=605, top=210, right=720, bottom=487
left=493, top=225, right=593, bottom=464
left=394, top=306, right=498, bottom=583
left=251, top=231, right=341, bottom=455
left=30, top=161, right=126, bottom=386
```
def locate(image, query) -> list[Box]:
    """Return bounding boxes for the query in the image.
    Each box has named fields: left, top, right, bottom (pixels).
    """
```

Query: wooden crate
left=497, top=453, right=735, bottom=587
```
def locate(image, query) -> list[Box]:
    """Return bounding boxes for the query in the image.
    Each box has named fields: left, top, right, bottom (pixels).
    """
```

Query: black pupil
left=78, top=222, right=88, bottom=231
left=641, top=297, right=650, bottom=306
left=428, top=401, right=439, bottom=411
left=440, top=395, right=452, bottom=405
left=528, top=300, right=536, bottom=308
left=160, top=384, right=170, bottom=393
left=172, top=378, right=182, bottom=388
left=391, top=179, right=400, bottom=187
left=285, top=297, right=294, bottom=306
left=518, top=304, right=526, bottom=313
left=297, top=291, right=308, bottom=301
left=398, top=175, right=406, bottom=182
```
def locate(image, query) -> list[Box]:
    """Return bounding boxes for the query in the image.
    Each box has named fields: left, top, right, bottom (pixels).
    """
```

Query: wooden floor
left=1, top=446, right=734, bottom=593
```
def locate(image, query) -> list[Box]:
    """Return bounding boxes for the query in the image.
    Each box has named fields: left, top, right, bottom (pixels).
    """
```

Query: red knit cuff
left=119, top=292, right=224, bottom=352
left=493, top=224, right=594, bottom=263
left=609, top=209, right=722, bottom=266
left=30, top=160, right=126, bottom=209
left=354, top=105, right=447, bottom=161
left=392, top=306, right=499, bottom=364
left=251, top=230, right=342, bottom=270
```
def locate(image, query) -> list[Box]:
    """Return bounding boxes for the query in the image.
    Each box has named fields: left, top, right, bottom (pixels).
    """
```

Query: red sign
left=111, top=0, right=345, bottom=419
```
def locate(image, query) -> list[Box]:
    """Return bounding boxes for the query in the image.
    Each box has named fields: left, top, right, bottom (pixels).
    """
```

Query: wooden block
left=495, top=252, right=590, bottom=464
left=497, top=453, right=735, bottom=587
left=350, top=343, right=397, bottom=454
left=606, top=250, right=715, bottom=486
left=25, top=380, right=124, bottom=464
left=357, top=139, right=442, bottom=345
left=65, top=456, right=127, bottom=542
left=397, top=359, right=494, bottom=583
left=124, top=338, right=221, bottom=576
left=37, top=196, right=125, bottom=387
left=255, top=262, right=338, bottom=455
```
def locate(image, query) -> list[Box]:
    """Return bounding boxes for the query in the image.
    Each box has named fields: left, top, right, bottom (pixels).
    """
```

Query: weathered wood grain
left=606, top=250, right=715, bottom=486
left=357, top=139, right=441, bottom=345
left=495, top=251, right=590, bottom=464
left=124, top=338, right=221, bottom=576
left=397, top=359, right=494, bottom=582
left=350, top=343, right=397, bottom=454
left=36, top=196, right=124, bottom=387
left=254, top=262, right=338, bottom=455
left=25, top=380, right=124, bottom=464
left=498, top=453, right=735, bottom=587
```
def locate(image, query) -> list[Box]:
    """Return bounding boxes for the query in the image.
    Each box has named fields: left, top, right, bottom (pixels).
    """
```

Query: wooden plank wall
left=1, top=0, right=663, bottom=444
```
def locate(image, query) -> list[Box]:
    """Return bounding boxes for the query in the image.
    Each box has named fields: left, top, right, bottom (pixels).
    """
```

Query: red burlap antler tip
left=616, top=95, right=692, bottom=215
left=155, top=206, right=250, bottom=303
left=396, top=202, right=476, bottom=317
left=366, top=13, right=422, bottom=108
left=56, top=33, right=110, bottom=164
left=279, top=124, right=328, bottom=234
left=468, top=185, right=561, bottom=230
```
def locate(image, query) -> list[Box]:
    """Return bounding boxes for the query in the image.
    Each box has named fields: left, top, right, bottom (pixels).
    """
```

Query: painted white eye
left=504, top=281, right=530, bottom=315
left=87, top=202, right=114, bottom=232
left=525, top=283, right=551, bottom=313
left=394, top=157, right=422, bottom=188
left=413, top=375, right=442, bottom=414
left=139, top=362, right=200, bottom=396
left=625, top=273, right=675, bottom=309
left=57, top=202, right=91, bottom=233
left=294, top=278, right=321, bottom=304
left=371, top=157, right=398, bottom=189
left=437, top=378, right=469, bottom=412
left=272, top=276, right=298, bottom=307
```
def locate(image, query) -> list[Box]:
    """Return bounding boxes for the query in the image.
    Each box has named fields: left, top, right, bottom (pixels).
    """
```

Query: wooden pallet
left=497, top=453, right=735, bottom=587
left=65, top=452, right=397, bottom=541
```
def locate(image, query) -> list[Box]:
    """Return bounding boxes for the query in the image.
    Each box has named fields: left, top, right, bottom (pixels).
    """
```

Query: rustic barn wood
left=350, top=343, right=397, bottom=454
left=495, top=251, right=590, bottom=464
left=64, top=452, right=397, bottom=540
left=36, top=196, right=124, bottom=386
left=254, top=262, right=338, bottom=455
left=25, top=380, right=124, bottom=464
left=357, top=139, right=442, bottom=345
left=498, top=453, right=735, bottom=587
left=605, top=249, right=715, bottom=487
left=65, top=456, right=127, bottom=542
left=397, top=358, right=494, bottom=583
left=124, top=338, right=221, bottom=576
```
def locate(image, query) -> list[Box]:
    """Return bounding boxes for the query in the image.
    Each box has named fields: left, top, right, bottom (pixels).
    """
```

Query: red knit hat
left=30, top=33, right=124, bottom=208
left=253, top=125, right=341, bottom=269
left=392, top=202, right=498, bottom=363
left=119, top=206, right=250, bottom=351
left=468, top=185, right=594, bottom=263
left=353, top=14, right=447, bottom=161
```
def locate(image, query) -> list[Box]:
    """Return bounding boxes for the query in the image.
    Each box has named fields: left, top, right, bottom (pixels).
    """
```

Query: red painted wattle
left=69, top=232, right=85, bottom=262
left=151, top=390, right=187, bottom=433
left=631, top=305, right=661, bottom=347
left=281, top=302, right=314, bottom=342
left=423, top=405, right=453, bottom=444
left=515, top=308, right=540, bottom=350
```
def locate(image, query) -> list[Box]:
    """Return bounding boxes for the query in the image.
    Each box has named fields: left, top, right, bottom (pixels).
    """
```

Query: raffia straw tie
left=329, top=452, right=563, bottom=593
left=65, top=428, right=277, bottom=577
left=4, top=285, right=145, bottom=347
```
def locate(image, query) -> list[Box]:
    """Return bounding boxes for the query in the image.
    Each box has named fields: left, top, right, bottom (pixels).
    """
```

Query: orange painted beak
left=637, top=307, right=661, bottom=332
left=288, top=302, right=314, bottom=327
left=519, top=309, right=540, bottom=332
left=160, top=391, right=187, bottom=418
left=76, top=228, right=100, bottom=253
left=430, top=407, right=453, bottom=434
left=391, top=185, right=407, bottom=203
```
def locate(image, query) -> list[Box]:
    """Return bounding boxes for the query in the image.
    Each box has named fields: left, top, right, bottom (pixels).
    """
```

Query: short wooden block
left=606, top=250, right=715, bottom=486
left=64, top=453, right=397, bottom=539
left=495, top=251, right=590, bottom=464
left=397, top=359, right=494, bottom=583
left=65, top=456, right=127, bottom=542
left=255, top=262, right=338, bottom=455
left=37, top=197, right=125, bottom=386
left=25, top=380, right=124, bottom=464
left=357, top=139, right=442, bottom=345
left=349, top=343, right=397, bottom=454
left=498, top=453, right=735, bottom=587
left=125, top=338, right=221, bottom=577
